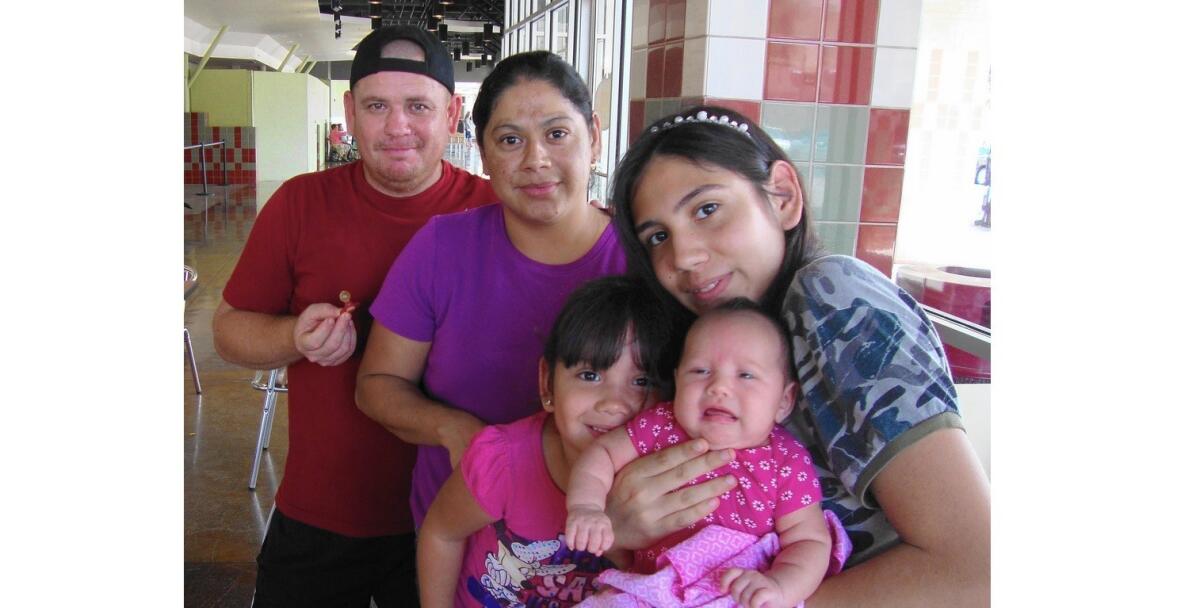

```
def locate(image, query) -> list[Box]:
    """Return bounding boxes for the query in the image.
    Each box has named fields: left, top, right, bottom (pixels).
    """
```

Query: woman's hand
left=605, top=439, right=737, bottom=551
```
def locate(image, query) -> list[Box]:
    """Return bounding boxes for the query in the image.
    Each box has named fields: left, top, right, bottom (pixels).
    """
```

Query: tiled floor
left=184, top=180, right=288, bottom=608
left=184, top=144, right=483, bottom=607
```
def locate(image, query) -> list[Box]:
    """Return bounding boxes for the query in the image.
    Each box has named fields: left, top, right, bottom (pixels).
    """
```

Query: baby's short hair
left=689, top=298, right=796, bottom=378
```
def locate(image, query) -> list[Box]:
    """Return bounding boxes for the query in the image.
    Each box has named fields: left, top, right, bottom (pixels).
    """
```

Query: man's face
left=344, top=70, right=459, bottom=197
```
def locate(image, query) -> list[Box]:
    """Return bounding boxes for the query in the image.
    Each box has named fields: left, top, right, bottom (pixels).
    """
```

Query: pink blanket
left=580, top=510, right=851, bottom=608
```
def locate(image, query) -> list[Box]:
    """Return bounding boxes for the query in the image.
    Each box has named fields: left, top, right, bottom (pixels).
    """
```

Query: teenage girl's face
left=672, top=312, right=796, bottom=450
left=631, top=156, right=801, bottom=313
left=539, top=332, right=655, bottom=464
left=479, top=78, right=601, bottom=229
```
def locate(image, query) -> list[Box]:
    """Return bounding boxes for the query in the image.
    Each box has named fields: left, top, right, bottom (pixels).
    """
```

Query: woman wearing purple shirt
left=356, top=52, right=625, bottom=528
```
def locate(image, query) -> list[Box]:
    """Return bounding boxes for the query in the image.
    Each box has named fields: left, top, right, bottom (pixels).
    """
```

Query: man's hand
left=565, top=506, right=615, bottom=555
left=721, top=568, right=785, bottom=608
left=293, top=303, right=356, bottom=366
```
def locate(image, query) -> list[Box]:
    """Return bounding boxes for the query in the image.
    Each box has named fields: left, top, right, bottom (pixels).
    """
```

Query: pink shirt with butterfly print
left=625, top=404, right=822, bottom=573
left=456, top=411, right=616, bottom=607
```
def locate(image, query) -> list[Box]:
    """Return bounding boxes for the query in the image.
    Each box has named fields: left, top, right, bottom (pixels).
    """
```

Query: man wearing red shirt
left=213, top=26, right=494, bottom=607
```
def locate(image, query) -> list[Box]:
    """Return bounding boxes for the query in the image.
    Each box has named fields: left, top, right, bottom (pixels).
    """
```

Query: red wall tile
left=820, top=45, right=874, bottom=105
left=866, top=108, right=910, bottom=165
left=629, top=99, right=646, bottom=143
left=649, top=0, right=667, bottom=44
left=666, top=0, right=687, bottom=41
left=856, top=224, right=897, bottom=277
left=824, top=0, right=879, bottom=43
left=861, top=167, right=904, bottom=222
left=663, top=43, right=684, bottom=98
left=646, top=46, right=665, bottom=98
left=768, top=0, right=824, bottom=41
left=702, top=98, right=762, bottom=123
left=765, top=42, right=820, bottom=102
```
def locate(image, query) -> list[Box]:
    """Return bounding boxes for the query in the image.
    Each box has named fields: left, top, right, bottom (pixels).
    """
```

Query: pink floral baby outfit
left=624, top=404, right=824, bottom=573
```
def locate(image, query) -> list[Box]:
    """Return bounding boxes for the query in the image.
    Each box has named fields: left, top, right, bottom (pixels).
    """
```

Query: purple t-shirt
left=370, top=203, right=626, bottom=527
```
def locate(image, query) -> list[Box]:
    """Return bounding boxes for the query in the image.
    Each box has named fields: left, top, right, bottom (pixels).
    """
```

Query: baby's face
left=673, top=311, right=795, bottom=450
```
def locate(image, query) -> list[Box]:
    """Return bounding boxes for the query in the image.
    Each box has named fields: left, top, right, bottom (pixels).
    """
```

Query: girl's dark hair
left=472, top=51, right=593, bottom=153
left=609, top=105, right=824, bottom=323
left=543, top=275, right=683, bottom=393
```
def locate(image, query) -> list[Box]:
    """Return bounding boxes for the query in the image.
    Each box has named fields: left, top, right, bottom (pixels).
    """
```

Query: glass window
left=552, top=5, right=571, bottom=62
left=533, top=16, right=548, bottom=51
left=517, top=25, right=528, bottom=53
left=892, top=0, right=991, bottom=383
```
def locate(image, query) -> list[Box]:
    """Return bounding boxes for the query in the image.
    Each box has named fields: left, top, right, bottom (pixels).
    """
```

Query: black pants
left=253, top=510, right=419, bottom=608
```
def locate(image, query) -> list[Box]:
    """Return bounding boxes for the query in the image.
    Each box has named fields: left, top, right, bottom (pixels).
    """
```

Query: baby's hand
left=720, top=568, right=785, bottom=608
left=565, top=506, right=615, bottom=555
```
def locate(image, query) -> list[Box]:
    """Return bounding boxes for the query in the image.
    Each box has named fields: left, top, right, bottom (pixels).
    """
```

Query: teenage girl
left=416, top=275, right=679, bottom=608
left=603, top=106, right=991, bottom=607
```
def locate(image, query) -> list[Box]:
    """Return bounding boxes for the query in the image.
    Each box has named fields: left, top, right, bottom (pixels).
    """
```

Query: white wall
left=307, top=76, right=331, bottom=174
left=251, top=72, right=330, bottom=181
left=329, top=79, right=350, bottom=126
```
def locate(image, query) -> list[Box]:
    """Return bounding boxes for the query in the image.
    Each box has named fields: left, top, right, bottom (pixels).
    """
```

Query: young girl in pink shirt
left=417, top=275, right=679, bottom=607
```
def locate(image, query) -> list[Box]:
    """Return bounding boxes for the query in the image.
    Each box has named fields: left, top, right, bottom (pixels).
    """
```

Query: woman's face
left=630, top=156, right=794, bottom=313
left=479, top=78, right=600, bottom=228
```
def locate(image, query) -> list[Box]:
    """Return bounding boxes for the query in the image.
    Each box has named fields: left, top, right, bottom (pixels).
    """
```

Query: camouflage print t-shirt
left=780, top=255, right=963, bottom=567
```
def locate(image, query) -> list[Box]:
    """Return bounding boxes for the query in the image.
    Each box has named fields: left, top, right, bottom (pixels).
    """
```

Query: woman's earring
left=543, top=398, right=552, bottom=406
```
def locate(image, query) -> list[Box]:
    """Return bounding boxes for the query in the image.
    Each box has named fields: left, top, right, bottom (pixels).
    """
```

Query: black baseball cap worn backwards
left=350, top=25, right=455, bottom=94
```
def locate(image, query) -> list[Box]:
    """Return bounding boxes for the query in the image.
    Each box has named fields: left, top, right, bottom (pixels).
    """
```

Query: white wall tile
left=704, top=37, right=765, bottom=100
left=633, top=0, right=650, bottom=48
left=681, top=37, right=708, bottom=97
left=877, top=0, right=922, bottom=48
left=631, top=48, right=648, bottom=99
left=685, top=0, right=710, bottom=39
left=707, top=0, right=768, bottom=38
left=871, top=47, right=918, bottom=108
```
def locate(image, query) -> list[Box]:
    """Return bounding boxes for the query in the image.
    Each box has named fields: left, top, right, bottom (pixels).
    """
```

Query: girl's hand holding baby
left=565, top=505, right=615, bottom=555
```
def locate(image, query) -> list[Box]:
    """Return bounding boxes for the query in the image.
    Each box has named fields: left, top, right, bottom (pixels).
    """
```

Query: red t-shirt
left=223, top=160, right=495, bottom=537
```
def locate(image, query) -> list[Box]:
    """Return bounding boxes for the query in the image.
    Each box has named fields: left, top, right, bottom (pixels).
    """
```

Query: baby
left=565, top=299, right=833, bottom=608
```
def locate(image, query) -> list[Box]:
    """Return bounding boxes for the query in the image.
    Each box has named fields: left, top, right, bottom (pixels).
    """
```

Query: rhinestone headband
left=648, top=110, right=752, bottom=137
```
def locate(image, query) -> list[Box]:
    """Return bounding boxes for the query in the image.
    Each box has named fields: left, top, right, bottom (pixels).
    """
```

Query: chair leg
left=262, top=389, right=278, bottom=449
left=184, top=328, right=202, bottom=394
left=249, top=369, right=279, bottom=490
